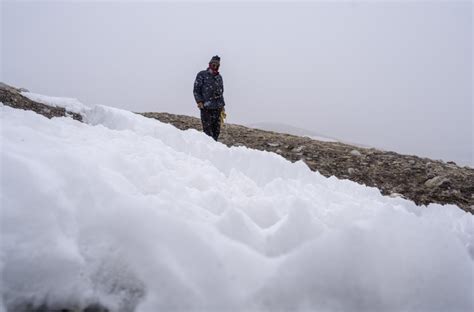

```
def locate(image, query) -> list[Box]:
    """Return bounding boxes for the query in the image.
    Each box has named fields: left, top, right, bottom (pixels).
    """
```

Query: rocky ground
left=1, top=82, right=473, bottom=214
left=0, top=82, right=83, bottom=122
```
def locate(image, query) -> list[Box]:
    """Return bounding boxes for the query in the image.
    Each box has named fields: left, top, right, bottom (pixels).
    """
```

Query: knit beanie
left=209, top=55, right=221, bottom=64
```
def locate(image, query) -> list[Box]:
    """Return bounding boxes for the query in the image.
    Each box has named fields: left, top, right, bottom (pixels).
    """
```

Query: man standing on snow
left=193, top=55, right=225, bottom=141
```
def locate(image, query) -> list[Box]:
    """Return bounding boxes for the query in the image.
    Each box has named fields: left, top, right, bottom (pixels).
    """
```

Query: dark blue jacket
left=193, top=69, right=225, bottom=109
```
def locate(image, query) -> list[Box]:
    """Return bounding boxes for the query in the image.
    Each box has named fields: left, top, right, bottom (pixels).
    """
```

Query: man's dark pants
left=200, top=108, right=222, bottom=141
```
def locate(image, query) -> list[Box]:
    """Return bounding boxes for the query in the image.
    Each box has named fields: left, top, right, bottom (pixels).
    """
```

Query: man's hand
left=197, top=102, right=204, bottom=109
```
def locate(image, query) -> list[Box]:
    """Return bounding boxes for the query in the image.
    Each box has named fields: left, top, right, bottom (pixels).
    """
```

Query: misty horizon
left=2, top=0, right=472, bottom=166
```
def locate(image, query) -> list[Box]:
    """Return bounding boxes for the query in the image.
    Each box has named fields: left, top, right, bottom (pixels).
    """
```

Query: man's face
left=210, top=62, right=220, bottom=70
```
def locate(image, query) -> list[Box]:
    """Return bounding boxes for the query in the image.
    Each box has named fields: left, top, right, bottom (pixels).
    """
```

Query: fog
left=2, top=0, right=472, bottom=166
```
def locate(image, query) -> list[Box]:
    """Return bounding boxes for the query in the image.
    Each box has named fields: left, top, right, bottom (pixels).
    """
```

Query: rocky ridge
left=0, top=82, right=82, bottom=122
left=1, top=82, right=472, bottom=213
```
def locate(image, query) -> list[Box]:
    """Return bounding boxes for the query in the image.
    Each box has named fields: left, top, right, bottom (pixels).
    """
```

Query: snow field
left=1, top=95, right=473, bottom=311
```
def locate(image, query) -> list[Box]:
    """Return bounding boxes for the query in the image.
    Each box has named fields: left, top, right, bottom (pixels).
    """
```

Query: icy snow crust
left=1, top=96, right=473, bottom=312
left=21, top=92, right=88, bottom=115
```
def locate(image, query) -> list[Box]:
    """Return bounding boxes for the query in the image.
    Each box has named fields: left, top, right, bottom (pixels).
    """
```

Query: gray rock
left=390, top=192, right=407, bottom=199
left=424, top=176, right=450, bottom=188
left=350, top=149, right=362, bottom=157
left=291, top=146, right=305, bottom=153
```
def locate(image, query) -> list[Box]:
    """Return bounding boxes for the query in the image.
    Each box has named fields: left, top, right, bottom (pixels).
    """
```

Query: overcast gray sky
left=1, top=0, right=472, bottom=166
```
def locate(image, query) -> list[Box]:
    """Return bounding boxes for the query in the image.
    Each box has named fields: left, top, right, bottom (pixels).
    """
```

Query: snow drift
left=1, top=94, right=473, bottom=312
